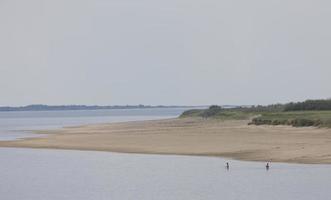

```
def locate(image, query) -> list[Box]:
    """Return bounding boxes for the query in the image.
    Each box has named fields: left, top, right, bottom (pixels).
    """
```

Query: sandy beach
left=1, top=118, right=331, bottom=164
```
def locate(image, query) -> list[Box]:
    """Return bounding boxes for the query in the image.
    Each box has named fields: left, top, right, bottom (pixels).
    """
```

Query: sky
left=0, top=0, right=330, bottom=106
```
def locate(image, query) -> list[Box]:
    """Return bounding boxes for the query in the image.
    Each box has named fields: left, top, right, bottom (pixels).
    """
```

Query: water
left=0, top=108, right=191, bottom=141
left=0, top=148, right=330, bottom=200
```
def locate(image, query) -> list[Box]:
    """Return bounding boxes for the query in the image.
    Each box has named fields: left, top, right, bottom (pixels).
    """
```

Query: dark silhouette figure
left=266, top=162, right=270, bottom=170
left=226, top=162, right=229, bottom=170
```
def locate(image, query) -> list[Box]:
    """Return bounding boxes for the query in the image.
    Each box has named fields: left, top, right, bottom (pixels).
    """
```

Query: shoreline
left=1, top=118, right=331, bottom=164
left=0, top=146, right=327, bottom=166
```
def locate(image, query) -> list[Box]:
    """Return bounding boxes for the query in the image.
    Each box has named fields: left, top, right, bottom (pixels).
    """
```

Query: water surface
left=0, top=108, right=190, bottom=141
left=0, top=148, right=330, bottom=200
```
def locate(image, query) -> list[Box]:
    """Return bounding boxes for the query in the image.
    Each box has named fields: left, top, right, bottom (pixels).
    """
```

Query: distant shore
left=0, top=104, right=197, bottom=112
left=1, top=118, right=331, bottom=164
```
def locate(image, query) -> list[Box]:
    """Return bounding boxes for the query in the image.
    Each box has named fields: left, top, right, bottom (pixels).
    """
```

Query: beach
left=1, top=118, right=331, bottom=164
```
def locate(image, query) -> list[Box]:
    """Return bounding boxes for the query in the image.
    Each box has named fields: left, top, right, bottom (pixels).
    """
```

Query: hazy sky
left=0, top=0, right=330, bottom=106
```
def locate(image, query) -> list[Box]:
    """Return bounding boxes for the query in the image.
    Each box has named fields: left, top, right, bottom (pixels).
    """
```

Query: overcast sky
left=0, top=0, right=330, bottom=106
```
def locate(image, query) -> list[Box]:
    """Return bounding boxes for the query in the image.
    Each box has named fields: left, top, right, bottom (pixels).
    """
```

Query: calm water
left=0, top=148, right=330, bottom=200
left=0, top=108, right=191, bottom=141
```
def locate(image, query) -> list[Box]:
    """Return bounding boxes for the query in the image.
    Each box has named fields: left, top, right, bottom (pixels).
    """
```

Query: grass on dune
left=180, top=106, right=331, bottom=128
left=180, top=108, right=255, bottom=120
left=251, top=111, right=331, bottom=128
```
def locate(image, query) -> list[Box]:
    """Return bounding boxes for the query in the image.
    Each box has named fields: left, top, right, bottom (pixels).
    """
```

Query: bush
left=250, top=116, right=323, bottom=127
left=292, top=119, right=315, bottom=127
left=201, top=105, right=222, bottom=118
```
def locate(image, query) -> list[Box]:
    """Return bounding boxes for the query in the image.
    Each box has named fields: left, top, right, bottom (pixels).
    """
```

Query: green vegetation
left=180, top=99, right=331, bottom=128
left=284, top=99, right=331, bottom=111
left=180, top=105, right=255, bottom=120
left=250, top=111, right=331, bottom=128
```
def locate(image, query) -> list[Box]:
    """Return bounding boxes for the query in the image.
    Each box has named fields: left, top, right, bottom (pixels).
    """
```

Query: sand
left=1, top=118, right=331, bottom=164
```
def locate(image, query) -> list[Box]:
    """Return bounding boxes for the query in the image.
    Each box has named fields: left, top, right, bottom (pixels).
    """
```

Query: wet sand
left=1, top=118, right=331, bottom=164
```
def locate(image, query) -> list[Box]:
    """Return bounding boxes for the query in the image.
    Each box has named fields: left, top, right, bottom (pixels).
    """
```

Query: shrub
left=291, top=119, right=315, bottom=127
left=201, top=105, right=222, bottom=118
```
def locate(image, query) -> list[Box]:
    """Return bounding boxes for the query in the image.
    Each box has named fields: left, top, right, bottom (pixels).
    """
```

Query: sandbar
left=1, top=118, right=331, bottom=164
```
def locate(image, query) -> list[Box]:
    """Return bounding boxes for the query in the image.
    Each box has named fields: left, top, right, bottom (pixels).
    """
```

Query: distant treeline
left=284, top=99, right=331, bottom=111
left=0, top=104, right=190, bottom=112
left=226, top=99, right=331, bottom=112
left=181, top=104, right=286, bottom=118
left=230, top=104, right=285, bottom=112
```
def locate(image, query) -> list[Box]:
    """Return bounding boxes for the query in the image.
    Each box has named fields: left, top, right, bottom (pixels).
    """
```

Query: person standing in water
left=266, top=162, right=270, bottom=170
left=226, top=162, right=229, bottom=170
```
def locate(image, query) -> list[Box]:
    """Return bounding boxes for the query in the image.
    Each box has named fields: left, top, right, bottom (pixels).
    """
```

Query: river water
left=0, top=148, right=330, bottom=200
left=0, top=108, right=190, bottom=141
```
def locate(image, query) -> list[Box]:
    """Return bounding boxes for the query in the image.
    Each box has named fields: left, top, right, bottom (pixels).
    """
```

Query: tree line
left=284, top=99, right=331, bottom=111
